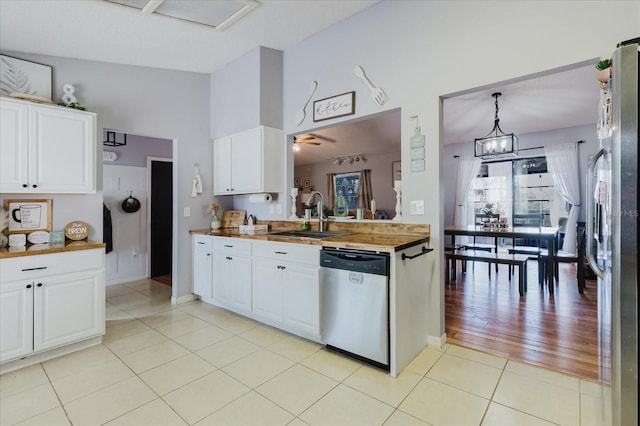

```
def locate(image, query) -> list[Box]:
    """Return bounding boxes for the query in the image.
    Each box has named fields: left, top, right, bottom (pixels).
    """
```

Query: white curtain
left=454, top=157, right=482, bottom=244
left=545, top=142, right=580, bottom=253
left=487, top=162, right=513, bottom=221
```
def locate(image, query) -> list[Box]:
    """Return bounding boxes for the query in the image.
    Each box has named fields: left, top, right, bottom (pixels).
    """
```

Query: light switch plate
left=410, top=200, right=424, bottom=215
left=183, top=207, right=191, bottom=217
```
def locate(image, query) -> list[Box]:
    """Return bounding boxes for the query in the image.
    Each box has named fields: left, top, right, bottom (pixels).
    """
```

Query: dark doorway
left=150, top=160, right=172, bottom=280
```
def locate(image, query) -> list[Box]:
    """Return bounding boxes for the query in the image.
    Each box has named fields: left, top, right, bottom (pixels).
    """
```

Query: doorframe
left=146, top=156, right=173, bottom=280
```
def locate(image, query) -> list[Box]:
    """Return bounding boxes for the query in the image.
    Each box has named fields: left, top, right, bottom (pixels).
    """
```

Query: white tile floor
left=0, top=279, right=612, bottom=426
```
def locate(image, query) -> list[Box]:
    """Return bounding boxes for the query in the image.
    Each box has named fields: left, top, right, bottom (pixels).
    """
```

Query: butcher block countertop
left=0, top=240, right=106, bottom=259
left=190, top=221, right=430, bottom=253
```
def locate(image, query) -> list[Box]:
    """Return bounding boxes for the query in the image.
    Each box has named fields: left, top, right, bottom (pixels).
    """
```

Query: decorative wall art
left=353, top=65, right=387, bottom=105
left=313, top=91, right=355, bottom=122
left=0, top=55, right=52, bottom=101
left=392, top=161, right=402, bottom=183
left=4, top=199, right=52, bottom=234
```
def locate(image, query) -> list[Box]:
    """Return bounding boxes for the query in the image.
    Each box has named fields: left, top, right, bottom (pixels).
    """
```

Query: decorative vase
left=211, top=214, right=221, bottom=230
left=597, top=67, right=611, bottom=84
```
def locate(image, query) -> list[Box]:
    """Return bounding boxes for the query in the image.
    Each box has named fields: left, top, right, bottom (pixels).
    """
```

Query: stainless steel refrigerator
left=587, top=39, right=638, bottom=426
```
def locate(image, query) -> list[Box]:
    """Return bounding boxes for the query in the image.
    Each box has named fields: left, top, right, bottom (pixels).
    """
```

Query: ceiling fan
left=294, top=133, right=336, bottom=146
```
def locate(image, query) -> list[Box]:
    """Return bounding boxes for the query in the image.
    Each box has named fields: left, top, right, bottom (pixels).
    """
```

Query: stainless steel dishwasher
left=320, top=247, right=390, bottom=369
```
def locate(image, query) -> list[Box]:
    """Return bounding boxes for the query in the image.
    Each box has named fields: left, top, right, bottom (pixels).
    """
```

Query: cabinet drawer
left=252, top=241, right=320, bottom=265
left=193, top=235, right=213, bottom=251
left=0, top=249, right=103, bottom=283
left=213, top=237, right=251, bottom=255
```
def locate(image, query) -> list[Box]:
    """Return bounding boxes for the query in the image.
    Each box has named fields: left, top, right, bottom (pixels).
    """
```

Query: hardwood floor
left=150, top=274, right=172, bottom=287
left=445, top=260, right=611, bottom=384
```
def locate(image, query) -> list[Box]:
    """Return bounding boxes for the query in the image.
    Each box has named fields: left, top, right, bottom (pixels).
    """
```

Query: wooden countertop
left=0, top=240, right=106, bottom=259
left=190, top=228, right=429, bottom=253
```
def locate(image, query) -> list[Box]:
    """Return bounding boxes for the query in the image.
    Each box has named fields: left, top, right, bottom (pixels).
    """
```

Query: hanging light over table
left=474, top=92, right=518, bottom=159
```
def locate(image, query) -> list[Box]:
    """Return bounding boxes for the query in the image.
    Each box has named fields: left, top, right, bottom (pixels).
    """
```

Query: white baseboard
left=428, top=333, right=447, bottom=349
left=106, top=274, right=148, bottom=286
left=171, top=293, right=198, bottom=305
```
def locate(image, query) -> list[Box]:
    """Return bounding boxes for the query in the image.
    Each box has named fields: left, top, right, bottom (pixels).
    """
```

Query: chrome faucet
left=305, top=191, right=326, bottom=232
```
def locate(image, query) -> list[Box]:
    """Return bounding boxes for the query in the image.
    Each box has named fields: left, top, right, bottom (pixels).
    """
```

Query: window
left=333, top=172, right=360, bottom=212
left=467, top=157, right=566, bottom=227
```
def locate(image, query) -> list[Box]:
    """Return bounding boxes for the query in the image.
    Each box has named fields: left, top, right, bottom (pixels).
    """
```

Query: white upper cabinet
left=0, top=98, right=97, bottom=193
left=212, top=126, right=283, bottom=195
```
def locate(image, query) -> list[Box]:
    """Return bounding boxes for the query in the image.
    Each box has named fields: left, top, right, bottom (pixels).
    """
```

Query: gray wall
left=443, top=124, right=598, bottom=226
left=280, top=0, right=637, bottom=341
left=1, top=51, right=211, bottom=301
left=102, top=133, right=172, bottom=167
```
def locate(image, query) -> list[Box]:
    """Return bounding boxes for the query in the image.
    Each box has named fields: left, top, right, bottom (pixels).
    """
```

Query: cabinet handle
left=26, top=284, right=32, bottom=289
left=197, top=242, right=205, bottom=245
left=275, top=251, right=287, bottom=255
left=224, top=245, right=233, bottom=248
left=22, top=184, right=28, bottom=188
left=226, top=256, right=232, bottom=260
left=37, top=283, right=43, bottom=287
left=32, top=184, right=38, bottom=188
left=206, top=253, right=211, bottom=256
left=277, top=265, right=286, bottom=270
left=21, top=266, right=47, bottom=272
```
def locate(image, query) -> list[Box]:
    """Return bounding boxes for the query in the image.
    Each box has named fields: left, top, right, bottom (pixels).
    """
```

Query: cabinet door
left=230, top=127, right=262, bottom=194
left=284, top=264, right=320, bottom=336
left=213, top=136, right=232, bottom=194
left=0, top=99, right=30, bottom=192
left=33, top=269, right=104, bottom=352
left=251, top=259, right=283, bottom=322
left=0, top=280, right=34, bottom=362
left=229, top=256, right=251, bottom=314
left=30, top=106, right=96, bottom=193
left=211, top=252, right=230, bottom=304
left=193, top=250, right=213, bottom=299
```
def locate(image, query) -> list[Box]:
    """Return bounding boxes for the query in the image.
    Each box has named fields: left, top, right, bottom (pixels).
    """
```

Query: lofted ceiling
left=1, top=1, right=601, bottom=162
left=0, top=0, right=379, bottom=74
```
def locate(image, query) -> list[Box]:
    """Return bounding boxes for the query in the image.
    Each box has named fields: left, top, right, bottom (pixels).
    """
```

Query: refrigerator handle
left=586, top=147, right=606, bottom=280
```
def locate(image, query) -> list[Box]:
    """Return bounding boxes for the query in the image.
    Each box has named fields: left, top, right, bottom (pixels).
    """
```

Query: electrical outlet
left=410, top=200, right=424, bottom=215
left=183, top=207, right=191, bottom=217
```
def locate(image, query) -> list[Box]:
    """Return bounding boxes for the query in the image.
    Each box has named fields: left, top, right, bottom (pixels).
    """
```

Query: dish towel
left=192, top=164, right=203, bottom=198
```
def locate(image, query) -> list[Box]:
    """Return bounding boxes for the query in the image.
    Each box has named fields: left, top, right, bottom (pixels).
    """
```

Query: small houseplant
left=208, top=202, right=221, bottom=230
left=596, top=58, right=612, bottom=84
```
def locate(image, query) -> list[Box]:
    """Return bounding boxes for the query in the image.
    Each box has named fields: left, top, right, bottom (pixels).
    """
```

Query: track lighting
left=328, top=153, right=365, bottom=166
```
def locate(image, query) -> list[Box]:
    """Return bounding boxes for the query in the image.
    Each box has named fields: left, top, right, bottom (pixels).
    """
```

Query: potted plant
left=596, top=58, right=612, bottom=84
left=208, top=202, right=221, bottom=230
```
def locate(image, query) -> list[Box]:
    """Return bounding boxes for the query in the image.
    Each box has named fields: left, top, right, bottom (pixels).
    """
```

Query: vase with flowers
left=208, top=202, right=221, bottom=230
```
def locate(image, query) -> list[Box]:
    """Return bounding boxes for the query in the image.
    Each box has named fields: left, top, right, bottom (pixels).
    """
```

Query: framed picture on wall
left=294, top=177, right=301, bottom=187
left=4, top=199, right=52, bottom=234
left=392, top=161, right=402, bottom=184
left=304, top=179, right=310, bottom=188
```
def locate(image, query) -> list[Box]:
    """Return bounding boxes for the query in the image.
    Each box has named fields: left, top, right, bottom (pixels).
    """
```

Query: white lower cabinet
left=251, top=241, right=320, bottom=340
left=192, top=236, right=321, bottom=341
left=0, top=249, right=105, bottom=365
left=193, top=236, right=213, bottom=299
left=193, top=235, right=251, bottom=315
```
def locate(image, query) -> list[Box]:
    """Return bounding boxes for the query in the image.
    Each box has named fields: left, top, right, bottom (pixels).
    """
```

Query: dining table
left=444, top=225, right=560, bottom=293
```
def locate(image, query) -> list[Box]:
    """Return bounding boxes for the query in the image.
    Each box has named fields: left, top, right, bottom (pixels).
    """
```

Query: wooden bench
left=445, top=250, right=529, bottom=296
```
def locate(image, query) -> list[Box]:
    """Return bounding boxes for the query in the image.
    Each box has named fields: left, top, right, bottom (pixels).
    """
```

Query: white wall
left=281, top=0, right=638, bottom=341
left=1, top=51, right=211, bottom=300
left=103, top=165, right=148, bottom=285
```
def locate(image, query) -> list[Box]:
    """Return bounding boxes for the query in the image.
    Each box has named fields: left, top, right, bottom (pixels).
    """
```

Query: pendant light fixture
left=474, top=92, right=518, bottom=159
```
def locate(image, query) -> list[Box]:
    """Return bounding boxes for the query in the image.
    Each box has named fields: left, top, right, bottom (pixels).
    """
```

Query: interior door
left=150, top=160, right=172, bottom=278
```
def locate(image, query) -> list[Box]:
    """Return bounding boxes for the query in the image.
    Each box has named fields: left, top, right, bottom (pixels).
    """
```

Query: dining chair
left=539, top=221, right=586, bottom=293
left=508, top=213, right=546, bottom=286
left=461, top=213, right=501, bottom=275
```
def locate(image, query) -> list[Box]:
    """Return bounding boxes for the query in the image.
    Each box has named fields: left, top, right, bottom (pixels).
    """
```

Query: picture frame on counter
left=0, top=54, right=53, bottom=101
left=313, top=91, right=355, bottom=122
left=4, top=199, right=52, bottom=234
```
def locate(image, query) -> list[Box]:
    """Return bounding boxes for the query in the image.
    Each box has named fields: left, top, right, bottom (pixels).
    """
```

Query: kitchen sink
left=267, top=230, right=350, bottom=240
